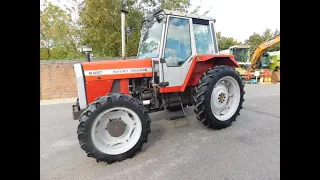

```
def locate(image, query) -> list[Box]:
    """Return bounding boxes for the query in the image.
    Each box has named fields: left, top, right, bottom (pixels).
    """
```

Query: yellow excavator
left=245, top=34, right=280, bottom=83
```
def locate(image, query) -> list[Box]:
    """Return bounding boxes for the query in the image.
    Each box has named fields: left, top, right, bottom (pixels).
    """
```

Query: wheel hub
left=218, top=92, right=226, bottom=103
left=213, top=86, right=228, bottom=109
left=106, top=118, right=126, bottom=137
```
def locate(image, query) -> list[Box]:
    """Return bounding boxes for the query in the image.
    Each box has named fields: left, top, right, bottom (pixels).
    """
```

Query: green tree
left=40, top=2, right=81, bottom=60
left=245, top=28, right=280, bottom=52
left=139, top=0, right=191, bottom=13
left=269, top=29, right=280, bottom=51
left=245, top=33, right=262, bottom=51
left=139, top=0, right=211, bottom=14
left=78, top=0, right=122, bottom=57
left=123, top=1, right=144, bottom=56
left=216, top=32, right=242, bottom=50
left=78, top=0, right=198, bottom=58
left=40, top=0, right=211, bottom=59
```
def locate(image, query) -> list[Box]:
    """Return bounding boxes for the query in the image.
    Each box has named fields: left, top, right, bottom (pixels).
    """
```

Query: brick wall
left=40, top=57, right=135, bottom=100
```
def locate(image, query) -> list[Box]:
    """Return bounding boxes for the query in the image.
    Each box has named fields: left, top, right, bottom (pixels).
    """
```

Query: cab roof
left=155, top=9, right=215, bottom=21
left=229, top=45, right=250, bottom=49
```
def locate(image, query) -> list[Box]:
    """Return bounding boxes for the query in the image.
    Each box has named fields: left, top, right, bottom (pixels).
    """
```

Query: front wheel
left=77, top=93, right=151, bottom=163
left=193, top=66, right=245, bottom=129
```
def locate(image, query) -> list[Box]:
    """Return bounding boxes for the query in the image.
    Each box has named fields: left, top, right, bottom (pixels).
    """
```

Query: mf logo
left=264, top=39, right=275, bottom=46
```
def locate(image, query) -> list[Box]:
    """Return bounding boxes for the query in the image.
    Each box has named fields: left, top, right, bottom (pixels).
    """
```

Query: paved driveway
left=40, top=84, right=280, bottom=180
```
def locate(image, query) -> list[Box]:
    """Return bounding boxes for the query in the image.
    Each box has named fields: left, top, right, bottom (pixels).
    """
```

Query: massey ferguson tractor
left=72, top=8, right=245, bottom=164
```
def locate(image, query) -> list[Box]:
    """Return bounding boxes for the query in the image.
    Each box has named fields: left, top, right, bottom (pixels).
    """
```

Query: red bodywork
left=81, top=58, right=153, bottom=103
left=81, top=54, right=239, bottom=104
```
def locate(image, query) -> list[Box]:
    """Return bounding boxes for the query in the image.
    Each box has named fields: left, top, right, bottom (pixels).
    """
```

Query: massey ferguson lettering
left=113, top=69, right=148, bottom=74
left=85, top=68, right=150, bottom=76
left=113, top=69, right=129, bottom=74
left=129, top=69, right=148, bottom=73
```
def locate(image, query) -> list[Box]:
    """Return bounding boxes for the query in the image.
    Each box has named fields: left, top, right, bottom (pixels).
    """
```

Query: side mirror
left=145, top=14, right=154, bottom=28
left=156, top=15, right=163, bottom=22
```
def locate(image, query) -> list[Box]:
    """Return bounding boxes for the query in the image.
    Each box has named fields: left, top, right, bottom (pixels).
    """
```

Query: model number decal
left=88, top=70, right=103, bottom=75
left=84, top=68, right=152, bottom=76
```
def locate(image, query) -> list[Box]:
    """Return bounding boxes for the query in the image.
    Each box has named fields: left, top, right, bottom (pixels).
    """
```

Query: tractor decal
left=84, top=68, right=152, bottom=76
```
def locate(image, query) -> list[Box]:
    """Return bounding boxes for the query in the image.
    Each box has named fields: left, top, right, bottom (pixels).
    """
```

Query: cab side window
left=164, top=17, right=192, bottom=67
left=193, top=19, right=214, bottom=55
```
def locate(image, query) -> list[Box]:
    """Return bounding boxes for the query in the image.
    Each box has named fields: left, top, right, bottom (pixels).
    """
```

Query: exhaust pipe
left=121, top=1, right=128, bottom=60
left=82, top=45, right=92, bottom=62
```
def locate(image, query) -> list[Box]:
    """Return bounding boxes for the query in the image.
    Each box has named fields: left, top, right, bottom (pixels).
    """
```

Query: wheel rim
left=210, top=76, right=241, bottom=121
left=91, top=107, right=142, bottom=155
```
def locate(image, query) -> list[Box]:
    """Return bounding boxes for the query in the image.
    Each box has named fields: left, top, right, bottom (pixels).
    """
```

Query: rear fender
left=196, top=54, right=240, bottom=68
left=183, top=54, right=240, bottom=89
left=160, top=54, right=240, bottom=93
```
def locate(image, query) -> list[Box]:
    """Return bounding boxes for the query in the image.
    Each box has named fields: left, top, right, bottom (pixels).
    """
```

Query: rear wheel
left=77, top=93, right=151, bottom=163
left=193, top=66, right=245, bottom=129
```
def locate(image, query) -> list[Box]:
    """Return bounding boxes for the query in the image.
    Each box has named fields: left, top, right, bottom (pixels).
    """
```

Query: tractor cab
left=137, top=9, right=219, bottom=88
left=256, top=51, right=274, bottom=69
left=229, top=45, right=250, bottom=64
left=259, top=52, right=271, bottom=68
left=220, top=45, right=251, bottom=65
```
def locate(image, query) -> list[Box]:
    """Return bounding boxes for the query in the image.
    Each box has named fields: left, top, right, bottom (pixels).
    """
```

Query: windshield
left=233, top=48, right=249, bottom=62
left=137, top=17, right=163, bottom=59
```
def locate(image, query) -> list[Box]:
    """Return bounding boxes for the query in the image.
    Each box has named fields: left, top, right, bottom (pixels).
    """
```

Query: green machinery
left=268, top=50, right=280, bottom=71
left=219, top=45, right=251, bottom=75
left=219, top=45, right=280, bottom=75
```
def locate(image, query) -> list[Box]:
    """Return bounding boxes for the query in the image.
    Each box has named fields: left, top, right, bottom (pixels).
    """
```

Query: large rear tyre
left=77, top=93, right=151, bottom=163
left=193, top=65, right=245, bottom=129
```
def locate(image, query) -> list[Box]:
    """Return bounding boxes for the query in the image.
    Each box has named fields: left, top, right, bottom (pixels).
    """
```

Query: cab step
left=162, top=96, right=186, bottom=121
left=169, top=115, right=186, bottom=120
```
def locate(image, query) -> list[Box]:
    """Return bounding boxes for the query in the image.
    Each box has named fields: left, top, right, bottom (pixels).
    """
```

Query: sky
left=191, top=0, right=280, bottom=42
left=41, top=0, right=280, bottom=43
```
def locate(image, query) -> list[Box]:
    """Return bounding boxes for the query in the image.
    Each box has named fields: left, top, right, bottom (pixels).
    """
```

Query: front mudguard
left=72, top=100, right=84, bottom=120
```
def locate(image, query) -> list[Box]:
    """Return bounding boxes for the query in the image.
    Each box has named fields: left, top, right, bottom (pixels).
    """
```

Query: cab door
left=159, top=15, right=196, bottom=92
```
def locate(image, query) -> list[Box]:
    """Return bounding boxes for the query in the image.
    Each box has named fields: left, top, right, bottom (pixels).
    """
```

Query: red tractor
left=72, top=9, right=245, bottom=164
